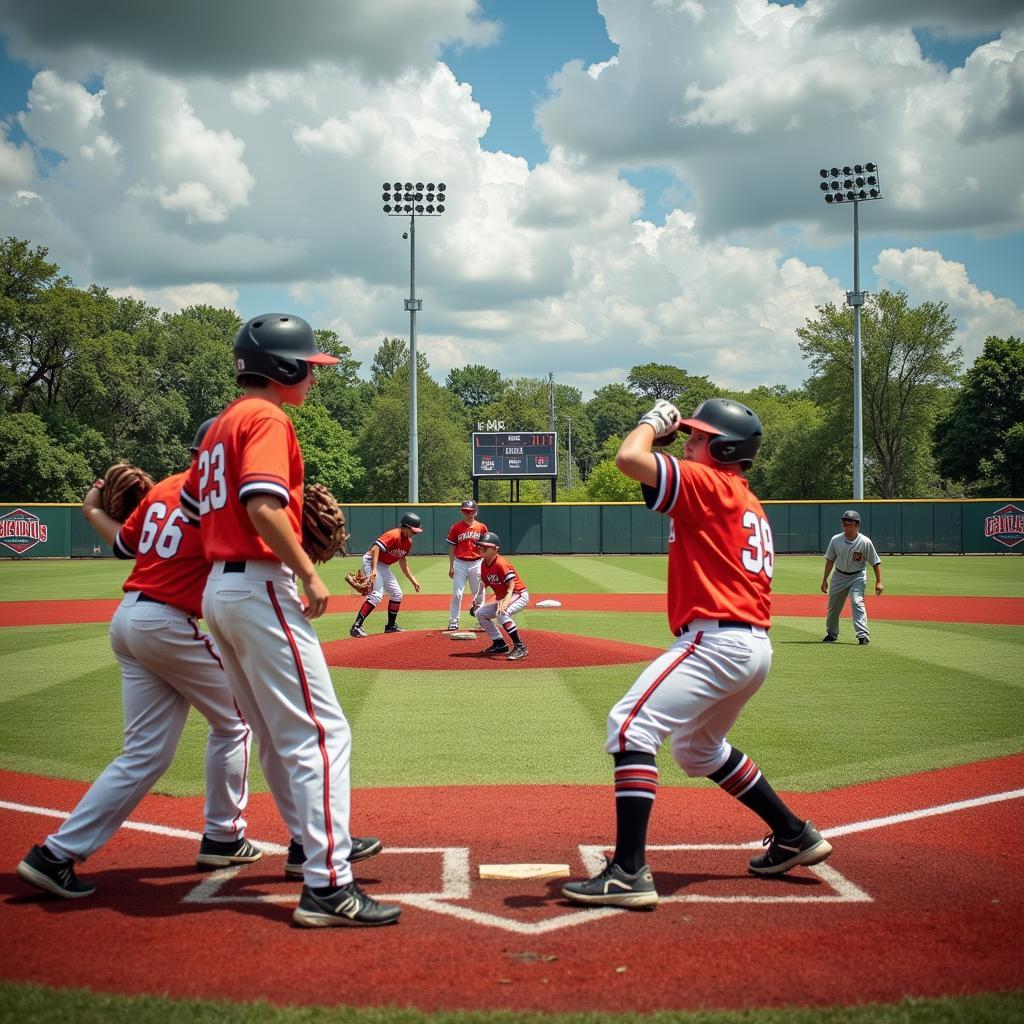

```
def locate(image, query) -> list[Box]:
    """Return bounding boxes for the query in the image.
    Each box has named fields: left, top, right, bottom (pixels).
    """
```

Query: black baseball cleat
left=16, top=844, right=96, bottom=899
left=562, top=858, right=659, bottom=908
left=748, top=821, right=833, bottom=876
left=285, top=836, right=382, bottom=878
left=482, top=640, right=510, bottom=655
left=507, top=644, right=528, bottom=661
left=858, top=636, right=870, bottom=645
left=196, top=835, right=263, bottom=868
left=350, top=625, right=368, bottom=638
left=293, top=882, right=402, bottom=927
left=383, top=625, right=405, bottom=634
left=821, top=634, right=838, bottom=643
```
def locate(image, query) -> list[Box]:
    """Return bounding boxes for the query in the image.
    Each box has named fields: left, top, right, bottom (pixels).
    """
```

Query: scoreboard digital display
left=472, top=431, right=558, bottom=478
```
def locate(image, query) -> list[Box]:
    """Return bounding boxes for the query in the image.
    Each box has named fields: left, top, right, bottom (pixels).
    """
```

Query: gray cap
left=841, top=509, right=861, bottom=522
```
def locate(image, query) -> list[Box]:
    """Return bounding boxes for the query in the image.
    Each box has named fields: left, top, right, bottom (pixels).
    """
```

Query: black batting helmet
left=679, top=398, right=763, bottom=469
left=233, top=313, right=339, bottom=385
left=189, top=417, right=218, bottom=455
left=400, top=512, right=423, bottom=533
left=478, top=532, right=500, bottom=548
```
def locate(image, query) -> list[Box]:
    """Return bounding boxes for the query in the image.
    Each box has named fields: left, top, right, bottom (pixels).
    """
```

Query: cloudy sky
left=1, top=0, right=1022, bottom=396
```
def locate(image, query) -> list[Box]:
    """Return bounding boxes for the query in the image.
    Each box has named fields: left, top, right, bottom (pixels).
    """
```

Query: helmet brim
left=305, top=352, right=341, bottom=366
left=678, top=417, right=723, bottom=436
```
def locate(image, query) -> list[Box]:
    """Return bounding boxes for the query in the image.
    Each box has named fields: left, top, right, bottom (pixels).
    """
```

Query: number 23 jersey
left=642, top=452, right=773, bottom=634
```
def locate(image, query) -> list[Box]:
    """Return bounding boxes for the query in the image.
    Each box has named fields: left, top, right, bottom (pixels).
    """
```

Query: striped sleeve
left=640, top=452, right=681, bottom=514
left=374, top=538, right=389, bottom=553
left=179, top=461, right=200, bottom=519
left=238, top=476, right=290, bottom=506
left=113, top=530, right=135, bottom=559
left=502, top=571, right=516, bottom=585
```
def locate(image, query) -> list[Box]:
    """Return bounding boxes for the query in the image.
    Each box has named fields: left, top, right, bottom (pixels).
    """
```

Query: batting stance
left=563, top=399, right=832, bottom=908
left=474, top=532, right=529, bottom=661
left=17, top=422, right=258, bottom=900
left=181, top=313, right=400, bottom=928
left=349, top=514, right=423, bottom=637
left=821, top=509, right=883, bottom=645
left=446, top=499, right=488, bottom=631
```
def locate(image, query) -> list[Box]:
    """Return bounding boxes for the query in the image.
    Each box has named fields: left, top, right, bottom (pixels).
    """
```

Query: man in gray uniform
left=821, top=510, right=883, bottom=645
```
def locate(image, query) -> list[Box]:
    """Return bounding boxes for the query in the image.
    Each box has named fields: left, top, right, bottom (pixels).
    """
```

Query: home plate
left=535, top=599, right=562, bottom=608
left=449, top=631, right=477, bottom=640
left=479, top=863, right=571, bottom=880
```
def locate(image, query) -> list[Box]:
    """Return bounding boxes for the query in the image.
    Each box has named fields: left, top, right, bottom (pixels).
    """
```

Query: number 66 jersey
left=642, top=451, right=773, bottom=635
left=113, top=471, right=210, bottom=617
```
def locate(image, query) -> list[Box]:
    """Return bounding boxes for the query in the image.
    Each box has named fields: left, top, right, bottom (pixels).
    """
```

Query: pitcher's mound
left=322, top=629, right=662, bottom=670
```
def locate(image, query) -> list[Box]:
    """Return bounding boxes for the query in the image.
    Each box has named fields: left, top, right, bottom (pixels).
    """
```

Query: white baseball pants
left=605, top=621, right=772, bottom=778
left=203, top=561, right=354, bottom=888
left=363, top=556, right=403, bottom=606
left=477, top=591, right=530, bottom=639
left=449, top=558, right=482, bottom=623
left=46, top=592, right=252, bottom=862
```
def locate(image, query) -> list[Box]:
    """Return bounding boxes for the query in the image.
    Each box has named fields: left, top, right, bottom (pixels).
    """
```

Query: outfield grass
left=1, top=553, right=1022, bottom=602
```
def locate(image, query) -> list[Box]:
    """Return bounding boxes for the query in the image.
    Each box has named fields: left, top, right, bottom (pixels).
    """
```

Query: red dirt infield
left=4, top=592, right=1023, bottom=627
left=323, top=629, right=662, bottom=669
left=2, top=757, right=1022, bottom=1013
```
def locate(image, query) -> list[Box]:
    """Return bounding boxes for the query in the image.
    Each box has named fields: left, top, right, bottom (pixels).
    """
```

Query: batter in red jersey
left=563, top=398, right=833, bottom=908
left=16, top=422, right=258, bottom=899
left=445, top=499, right=488, bottom=631
left=473, top=532, right=529, bottom=660
left=349, top=514, right=423, bottom=637
left=181, top=313, right=400, bottom=928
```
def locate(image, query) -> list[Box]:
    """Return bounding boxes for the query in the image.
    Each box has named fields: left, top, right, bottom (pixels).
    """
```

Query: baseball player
left=473, top=532, right=529, bottom=661
left=821, top=509, right=883, bottom=645
left=563, top=399, right=832, bottom=908
left=349, top=514, right=423, bottom=637
left=446, top=499, right=488, bottom=630
left=16, top=420, right=259, bottom=900
left=180, top=313, right=400, bottom=928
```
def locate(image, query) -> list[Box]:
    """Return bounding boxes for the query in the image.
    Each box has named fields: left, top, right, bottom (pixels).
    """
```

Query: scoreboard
left=472, top=431, right=558, bottom=478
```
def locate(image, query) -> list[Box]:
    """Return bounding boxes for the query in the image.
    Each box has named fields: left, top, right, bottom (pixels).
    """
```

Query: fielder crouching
left=473, top=532, right=529, bottom=661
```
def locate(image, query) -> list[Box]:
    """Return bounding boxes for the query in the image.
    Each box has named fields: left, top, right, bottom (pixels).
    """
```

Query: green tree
left=933, top=336, right=1024, bottom=495
left=0, top=412, right=93, bottom=501
left=585, top=459, right=642, bottom=501
left=370, top=337, right=429, bottom=388
left=445, top=365, right=507, bottom=408
left=287, top=402, right=363, bottom=498
left=587, top=383, right=643, bottom=448
left=311, top=328, right=371, bottom=434
left=798, top=289, right=961, bottom=498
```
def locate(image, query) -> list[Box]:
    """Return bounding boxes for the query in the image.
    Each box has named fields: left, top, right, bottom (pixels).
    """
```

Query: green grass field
left=1, top=555, right=1022, bottom=1024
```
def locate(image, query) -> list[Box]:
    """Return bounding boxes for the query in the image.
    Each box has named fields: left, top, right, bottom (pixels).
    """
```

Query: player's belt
left=834, top=568, right=863, bottom=575
left=224, top=561, right=247, bottom=572
left=136, top=592, right=167, bottom=606
left=456, top=556, right=480, bottom=561
left=676, top=619, right=755, bottom=635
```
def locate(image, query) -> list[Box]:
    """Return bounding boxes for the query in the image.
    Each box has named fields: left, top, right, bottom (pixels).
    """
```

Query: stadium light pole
left=818, top=162, right=882, bottom=500
left=382, top=180, right=448, bottom=503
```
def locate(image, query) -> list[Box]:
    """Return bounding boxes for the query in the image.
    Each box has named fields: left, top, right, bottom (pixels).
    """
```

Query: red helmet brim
left=678, top=417, right=723, bottom=436
left=305, top=352, right=341, bottom=365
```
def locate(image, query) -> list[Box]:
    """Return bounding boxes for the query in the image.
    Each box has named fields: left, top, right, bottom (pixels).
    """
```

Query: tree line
left=2, top=236, right=1021, bottom=504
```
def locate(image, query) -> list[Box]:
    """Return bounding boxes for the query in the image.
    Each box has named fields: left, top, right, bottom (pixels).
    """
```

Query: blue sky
left=1, top=0, right=1022, bottom=395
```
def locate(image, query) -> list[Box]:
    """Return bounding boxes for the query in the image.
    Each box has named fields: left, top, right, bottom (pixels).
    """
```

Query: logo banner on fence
left=0, top=508, right=49, bottom=554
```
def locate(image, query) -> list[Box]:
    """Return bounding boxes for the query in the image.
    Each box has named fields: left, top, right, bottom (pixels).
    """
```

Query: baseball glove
left=99, top=463, right=155, bottom=522
left=301, top=484, right=350, bottom=563
left=344, top=569, right=373, bottom=596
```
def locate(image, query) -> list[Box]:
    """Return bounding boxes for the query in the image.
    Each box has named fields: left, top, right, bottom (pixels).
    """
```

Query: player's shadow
left=448, top=650, right=509, bottom=660
left=1, top=863, right=322, bottom=925
left=505, top=869, right=824, bottom=909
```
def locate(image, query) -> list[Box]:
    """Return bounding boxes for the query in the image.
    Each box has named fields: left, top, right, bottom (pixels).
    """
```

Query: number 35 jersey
left=180, top=396, right=305, bottom=563
left=642, top=452, right=773, bottom=634
left=113, top=471, right=210, bottom=617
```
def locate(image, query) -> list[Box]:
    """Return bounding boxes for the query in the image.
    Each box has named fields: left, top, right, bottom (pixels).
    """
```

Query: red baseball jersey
left=446, top=519, right=488, bottom=560
left=180, top=396, right=304, bottom=561
left=372, top=528, right=413, bottom=565
left=480, top=554, right=526, bottom=600
left=643, top=452, right=773, bottom=633
left=114, top=471, right=210, bottom=617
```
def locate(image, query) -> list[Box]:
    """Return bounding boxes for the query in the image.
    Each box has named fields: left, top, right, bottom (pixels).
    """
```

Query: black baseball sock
left=709, top=747, right=803, bottom=838
left=387, top=600, right=401, bottom=628
left=505, top=624, right=521, bottom=646
left=611, top=751, right=658, bottom=874
left=354, top=600, right=374, bottom=627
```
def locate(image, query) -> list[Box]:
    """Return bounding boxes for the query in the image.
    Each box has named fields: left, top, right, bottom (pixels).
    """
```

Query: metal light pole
left=818, top=162, right=882, bottom=500
left=382, top=180, right=448, bottom=503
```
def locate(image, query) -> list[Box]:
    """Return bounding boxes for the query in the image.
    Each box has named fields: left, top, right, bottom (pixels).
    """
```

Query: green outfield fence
left=2, top=500, right=1023, bottom=558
